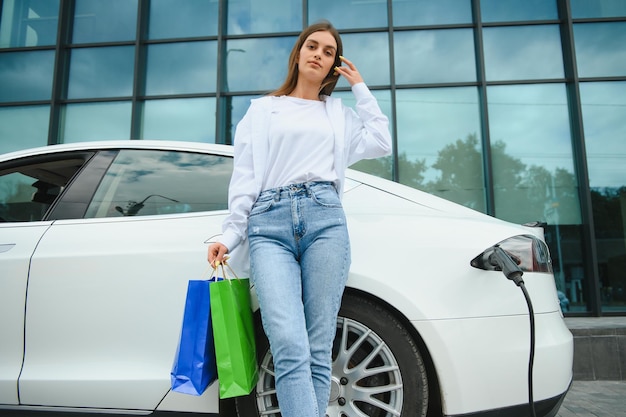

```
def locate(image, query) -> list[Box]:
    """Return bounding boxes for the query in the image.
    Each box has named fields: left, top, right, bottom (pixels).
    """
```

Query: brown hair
left=270, top=21, right=343, bottom=97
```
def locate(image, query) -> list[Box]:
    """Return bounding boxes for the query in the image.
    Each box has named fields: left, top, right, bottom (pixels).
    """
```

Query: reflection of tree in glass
left=351, top=133, right=581, bottom=225
left=591, top=187, right=626, bottom=238
left=0, top=178, right=18, bottom=202
left=350, top=154, right=427, bottom=187
left=428, top=134, right=486, bottom=212
left=3, top=179, right=34, bottom=203
left=350, top=155, right=392, bottom=180
left=0, top=180, right=29, bottom=220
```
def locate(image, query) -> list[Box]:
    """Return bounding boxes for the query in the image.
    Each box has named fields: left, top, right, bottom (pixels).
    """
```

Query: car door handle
left=0, top=244, right=16, bottom=253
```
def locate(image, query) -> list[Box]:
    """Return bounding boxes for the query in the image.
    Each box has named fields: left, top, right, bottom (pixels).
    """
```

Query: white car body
left=0, top=141, right=573, bottom=417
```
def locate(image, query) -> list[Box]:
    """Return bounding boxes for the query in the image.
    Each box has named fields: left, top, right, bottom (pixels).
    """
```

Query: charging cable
left=489, top=246, right=537, bottom=417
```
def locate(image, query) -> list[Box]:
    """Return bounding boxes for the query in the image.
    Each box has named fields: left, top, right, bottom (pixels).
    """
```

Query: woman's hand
left=334, top=56, right=364, bottom=86
left=207, top=242, right=229, bottom=267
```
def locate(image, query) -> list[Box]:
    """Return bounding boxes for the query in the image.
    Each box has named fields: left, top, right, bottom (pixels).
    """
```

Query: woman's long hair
left=270, top=21, right=343, bottom=97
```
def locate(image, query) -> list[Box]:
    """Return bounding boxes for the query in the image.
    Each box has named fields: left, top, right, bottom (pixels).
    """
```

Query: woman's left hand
left=334, top=56, right=364, bottom=86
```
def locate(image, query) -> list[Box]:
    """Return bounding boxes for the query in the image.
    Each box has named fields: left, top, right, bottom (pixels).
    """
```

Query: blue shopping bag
left=170, top=278, right=220, bottom=395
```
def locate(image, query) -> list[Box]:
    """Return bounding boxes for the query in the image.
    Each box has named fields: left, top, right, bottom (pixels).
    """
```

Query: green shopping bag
left=210, top=261, right=259, bottom=399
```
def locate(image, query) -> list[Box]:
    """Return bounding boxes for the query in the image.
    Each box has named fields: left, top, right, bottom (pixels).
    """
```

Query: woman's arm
left=335, top=56, right=392, bottom=164
left=208, top=109, right=257, bottom=266
left=346, top=82, right=393, bottom=165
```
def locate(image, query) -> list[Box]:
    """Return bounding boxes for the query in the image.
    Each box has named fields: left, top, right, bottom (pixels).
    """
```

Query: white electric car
left=0, top=141, right=572, bottom=417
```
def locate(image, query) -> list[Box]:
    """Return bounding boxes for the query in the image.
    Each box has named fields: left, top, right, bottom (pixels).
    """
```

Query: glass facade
left=0, top=0, right=625, bottom=316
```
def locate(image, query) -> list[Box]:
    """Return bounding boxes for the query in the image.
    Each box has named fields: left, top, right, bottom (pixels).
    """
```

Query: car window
left=84, top=149, right=232, bottom=218
left=0, top=156, right=89, bottom=222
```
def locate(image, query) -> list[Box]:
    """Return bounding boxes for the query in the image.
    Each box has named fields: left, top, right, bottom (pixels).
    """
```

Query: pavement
left=555, top=317, right=626, bottom=417
left=555, top=380, right=626, bottom=417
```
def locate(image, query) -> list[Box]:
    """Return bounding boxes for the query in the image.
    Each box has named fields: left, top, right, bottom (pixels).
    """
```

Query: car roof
left=0, top=140, right=519, bottom=226
left=0, top=140, right=234, bottom=162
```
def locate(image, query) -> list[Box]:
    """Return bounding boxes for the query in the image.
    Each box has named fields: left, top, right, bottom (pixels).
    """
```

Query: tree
left=350, top=152, right=428, bottom=190
left=397, top=152, right=427, bottom=189
left=426, top=133, right=485, bottom=211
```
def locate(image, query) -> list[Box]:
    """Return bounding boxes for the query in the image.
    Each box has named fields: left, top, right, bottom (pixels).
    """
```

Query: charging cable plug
left=490, top=246, right=524, bottom=286
left=488, top=246, right=537, bottom=417
left=481, top=245, right=536, bottom=417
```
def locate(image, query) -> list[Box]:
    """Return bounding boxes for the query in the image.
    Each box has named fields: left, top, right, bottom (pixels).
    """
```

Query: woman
left=208, top=21, right=391, bottom=417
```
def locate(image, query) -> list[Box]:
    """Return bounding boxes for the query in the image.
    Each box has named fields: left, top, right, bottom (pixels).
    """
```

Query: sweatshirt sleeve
left=346, top=82, right=393, bottom=166
left=219, top=109, right=257, bottom=252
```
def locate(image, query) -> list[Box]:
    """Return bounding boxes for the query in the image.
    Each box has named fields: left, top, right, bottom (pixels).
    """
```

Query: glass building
left=1, top=0, right=625, bottom=316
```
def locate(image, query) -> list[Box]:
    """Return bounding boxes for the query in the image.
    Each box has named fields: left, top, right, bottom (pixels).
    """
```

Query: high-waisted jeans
left=248, top=181, right=351, bottom=417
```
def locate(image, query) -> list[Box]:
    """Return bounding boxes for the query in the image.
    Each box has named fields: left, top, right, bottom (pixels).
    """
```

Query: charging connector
left=490, top=246, right=525, bottom=286
left=488, top=245, right=537, bottom=417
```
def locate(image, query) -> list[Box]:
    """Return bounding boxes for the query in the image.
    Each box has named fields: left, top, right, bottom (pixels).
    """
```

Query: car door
left=18, top=148, right=233, bottom=412
left=0, top=223, right=51, bottom=405
left=0, top=153, right=91, bottom=405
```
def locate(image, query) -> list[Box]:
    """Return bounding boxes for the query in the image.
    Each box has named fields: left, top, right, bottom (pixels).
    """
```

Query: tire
left=235, top=292, right=429, bottom=417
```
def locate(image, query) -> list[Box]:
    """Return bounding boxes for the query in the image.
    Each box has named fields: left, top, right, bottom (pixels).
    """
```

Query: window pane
left=487, top=84, right=579, bottom=224
left=67, top=46, right=134, bottom=99
left=224, top=37, right=295, bottom=92
left=0, top=171, right=51, bottom=221
left=149, top=0, right=218, bottom=39
left=488, top=84, right=582, bottom=310
left=0, top=0, right=60, bottom=47
left=0, top=105, right=49, bottom=154
left=72, top=0, right=137, bottom=44
left=335, top=32, right=389, bottom=89
left=574, top=22, right=626, bottom=78
left=336, top=90, right=393, bottom=180
left=227, top=0, right=300, bottom=35
left=483, top=25, right=564, bottom=81
left=0, top=153, right=89, bottom=222
left=396, top=87, right=485, bottom=210
left=145, top=42, right=217, bottom=95
left=60, top=102, right=131, bottom=142
left=394, top=29, right=476, bottom=84
left=392, top=0, right=472, bottom=26
left=581, top=82, right=626, bottom=189
left=580, top=81, right=626, bottom=313
left=142, top=98, right=216, bottom=142
left=226, top=95, right=258, bottom=144
left=0, top=50, right=54, bottom=102
left=309, top=0, right=387, bottom=29
left=85, top=150, right=232, bottom=218
left=571, top=0, right=626, bottom=19
left=481, top=0, right=558, bottom=22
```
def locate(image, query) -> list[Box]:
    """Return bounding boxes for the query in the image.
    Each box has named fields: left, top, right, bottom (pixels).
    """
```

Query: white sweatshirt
left=266, top=95, right=336, bottom=189
left=219, top=82, right=392, bottom=252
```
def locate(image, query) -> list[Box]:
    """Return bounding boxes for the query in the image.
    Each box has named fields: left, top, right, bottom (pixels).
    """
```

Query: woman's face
left=297, top=30, right=337, bottom=85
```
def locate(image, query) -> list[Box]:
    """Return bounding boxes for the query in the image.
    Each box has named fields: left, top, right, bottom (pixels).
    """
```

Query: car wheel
left=235, top=292, right=429, bottom=417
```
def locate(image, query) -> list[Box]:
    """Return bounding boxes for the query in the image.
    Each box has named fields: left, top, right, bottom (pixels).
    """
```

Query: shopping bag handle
left=204, top=256, right=241, bottom=281
left=215, top=257, right=241, bottom=281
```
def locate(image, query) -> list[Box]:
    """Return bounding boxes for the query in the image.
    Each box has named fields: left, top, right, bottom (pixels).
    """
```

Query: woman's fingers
left=334, top=56, right=364, bottom=85
left=340, top=55, right=355, bottom=69
left=207, top=242, right=229, bottom=267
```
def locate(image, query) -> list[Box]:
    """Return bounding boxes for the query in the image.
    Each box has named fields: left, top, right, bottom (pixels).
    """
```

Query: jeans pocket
left=311, top=187, right=342, bottom=208
left=249, top=195, right=275, bottom=217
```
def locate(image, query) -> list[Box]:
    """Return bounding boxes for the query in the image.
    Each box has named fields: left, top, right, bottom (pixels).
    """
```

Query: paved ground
left=556, top=380, right=626, bottom=417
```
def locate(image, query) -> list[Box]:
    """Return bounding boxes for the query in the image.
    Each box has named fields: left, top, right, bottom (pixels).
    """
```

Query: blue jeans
left=248, top=182, right=351, bottom=417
